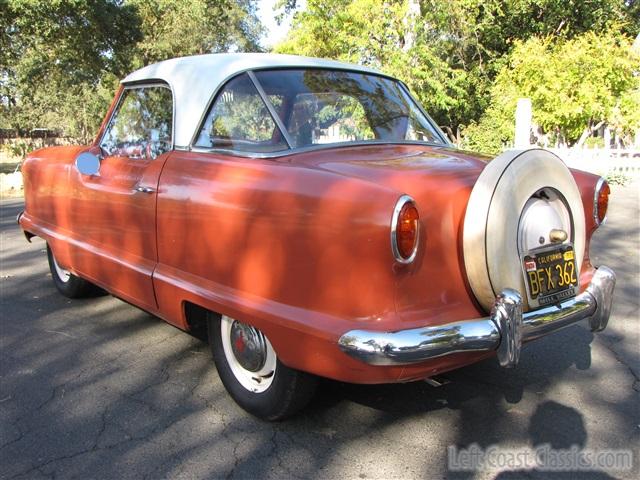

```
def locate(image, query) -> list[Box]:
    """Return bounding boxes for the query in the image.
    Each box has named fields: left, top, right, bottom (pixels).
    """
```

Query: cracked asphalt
left=1, top=181, right=638, bottom=479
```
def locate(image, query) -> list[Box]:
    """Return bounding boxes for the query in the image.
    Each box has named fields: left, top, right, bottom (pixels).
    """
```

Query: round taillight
left=391, top=195, right=419, bottom=263
left=594, top=178, right=610, bottom=226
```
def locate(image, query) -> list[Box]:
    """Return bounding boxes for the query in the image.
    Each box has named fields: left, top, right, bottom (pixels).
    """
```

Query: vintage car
left=18, top=53, right=615, bottom=420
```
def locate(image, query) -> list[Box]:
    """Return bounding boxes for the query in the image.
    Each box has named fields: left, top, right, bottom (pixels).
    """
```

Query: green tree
left=462, top=31, right=640, bottom=154
left=1, top=0, right=264, bottom=139
left=1, top=0, right=141, bottom=137
left=416, top=0, right=634, bottom=133
left=276, top=0, right=637, bottom=138
left=276, top=0, right=468, bottom=135
left=128, top=0, right=263, bottom=66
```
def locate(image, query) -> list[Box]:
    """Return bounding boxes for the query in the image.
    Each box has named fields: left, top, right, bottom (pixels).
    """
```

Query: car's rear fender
left=152, top=150, right=403, bottom=345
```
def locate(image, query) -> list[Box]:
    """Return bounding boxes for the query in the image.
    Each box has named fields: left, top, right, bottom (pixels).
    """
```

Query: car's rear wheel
left=46, top=244, right=98, bottom=298
left=208, top=312, right=316, bottom=420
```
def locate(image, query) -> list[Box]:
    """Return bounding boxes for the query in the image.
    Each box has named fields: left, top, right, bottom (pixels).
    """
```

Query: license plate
left=522, top=244, right=578, bottom=307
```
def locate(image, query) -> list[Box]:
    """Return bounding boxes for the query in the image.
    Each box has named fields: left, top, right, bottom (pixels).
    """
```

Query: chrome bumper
left=338, top=266, right=616, bottom=368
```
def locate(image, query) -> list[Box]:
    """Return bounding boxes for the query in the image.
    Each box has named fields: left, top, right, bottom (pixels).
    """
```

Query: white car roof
left=122, top=53, right=384, bottom=148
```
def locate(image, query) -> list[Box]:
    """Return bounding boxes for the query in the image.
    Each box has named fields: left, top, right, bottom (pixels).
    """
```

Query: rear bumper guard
left=16, top=211, right=35, bottom=242
left=338, top=266, right=616, bottom=368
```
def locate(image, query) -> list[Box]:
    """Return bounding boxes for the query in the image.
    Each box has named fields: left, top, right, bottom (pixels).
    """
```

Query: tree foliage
left=2, top=0, right=638, bottom=150
left=276, top=0, right=469, bottom=131
left=1, top=1, right=141, bottom=137
left=463, top=31, right=640, bottom=153
left=1, top=0, right=263, bottom=140
left=277, top=0, right=638, bottom=145
left=129, top=0, right=262, bottom=66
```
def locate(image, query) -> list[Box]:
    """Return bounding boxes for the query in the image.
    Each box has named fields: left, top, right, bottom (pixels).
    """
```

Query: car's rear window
left=254, top=69, right=443, bottom=148
left=195, top=68, right=445, bottom=154
left=195, top=73, right=288, bottom=153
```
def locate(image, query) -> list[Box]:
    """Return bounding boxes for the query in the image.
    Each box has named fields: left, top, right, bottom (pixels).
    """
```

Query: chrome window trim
left=98, top=82, right=175, bottom=154
left=189, top=139, right=448, bottom=159
left=594, top=176, right=608, bottom=226
left=390, top=194, right=419, bottom=264
left=247, top=71, right=294, bottom=149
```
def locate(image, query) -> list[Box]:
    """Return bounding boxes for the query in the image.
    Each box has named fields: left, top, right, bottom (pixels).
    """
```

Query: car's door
left=68, top=83, right=174, bottom=311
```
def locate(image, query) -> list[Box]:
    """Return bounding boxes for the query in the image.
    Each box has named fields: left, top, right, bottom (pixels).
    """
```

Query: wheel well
left=183, top=301, right=217, bottom=342
left=23, top=230, right=35, bottom=242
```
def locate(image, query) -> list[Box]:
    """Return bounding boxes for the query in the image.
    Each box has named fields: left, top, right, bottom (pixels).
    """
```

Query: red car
left=18, top=53, right=615, bottom=420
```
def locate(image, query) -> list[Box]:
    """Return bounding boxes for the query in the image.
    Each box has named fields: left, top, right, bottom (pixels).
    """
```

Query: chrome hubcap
left=220, top=316, right=276, bottom=393
left=230, top=321, right=268, bottom=372
left=518, top=188, right=572, bottom=253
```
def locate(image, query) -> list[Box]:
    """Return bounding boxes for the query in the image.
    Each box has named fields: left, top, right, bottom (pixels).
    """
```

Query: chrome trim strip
left=247, top=70, right=294, bottom=149
left=390, top=194, right=419, bottom=264
left=190, top=139, right=447, bottom=160
left=594, top=177, right=608, bottom=226
left=338, top=266, right=615, bottom=367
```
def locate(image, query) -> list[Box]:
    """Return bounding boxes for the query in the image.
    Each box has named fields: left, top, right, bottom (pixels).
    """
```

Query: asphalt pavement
left=1, top=181, right=638, bottom=479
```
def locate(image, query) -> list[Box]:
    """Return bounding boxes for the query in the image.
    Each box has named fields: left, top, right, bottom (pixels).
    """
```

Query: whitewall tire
left=46, top=244, right=99, bottom=298
left=208, top=312, right=317, bottom=420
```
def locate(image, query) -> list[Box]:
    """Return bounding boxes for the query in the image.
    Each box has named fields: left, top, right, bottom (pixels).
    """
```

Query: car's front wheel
left=208, top=312, right=316, bottom=420
left=46, top=244, right=98, bottom=298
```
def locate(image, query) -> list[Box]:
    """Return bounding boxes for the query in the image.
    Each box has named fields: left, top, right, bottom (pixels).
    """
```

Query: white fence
left=511, top=98, right=640, bottom=178
left=544, top=147, right=640, bottom=178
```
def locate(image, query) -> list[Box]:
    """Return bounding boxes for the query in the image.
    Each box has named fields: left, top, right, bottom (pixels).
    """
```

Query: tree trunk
left=575, top=121, right=605, bottom=148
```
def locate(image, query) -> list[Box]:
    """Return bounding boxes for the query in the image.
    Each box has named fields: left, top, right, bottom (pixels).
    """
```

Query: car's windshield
left=253, top=69, right=444, bottom=148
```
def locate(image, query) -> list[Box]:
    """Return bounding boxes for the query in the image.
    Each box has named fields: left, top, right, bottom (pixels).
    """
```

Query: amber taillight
left=594, top=178, right=610, bottom=226
left=391, top=195, right=420, bottom=264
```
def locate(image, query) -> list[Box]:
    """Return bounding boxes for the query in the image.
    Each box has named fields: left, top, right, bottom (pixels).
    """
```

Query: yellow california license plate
left=522, top=245, right=578, bottom=307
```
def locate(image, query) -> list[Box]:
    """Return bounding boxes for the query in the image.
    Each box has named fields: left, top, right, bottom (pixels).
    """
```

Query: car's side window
left=100, top=85, right=173, bottom=160
left=195, top=73, right=288, bottom=153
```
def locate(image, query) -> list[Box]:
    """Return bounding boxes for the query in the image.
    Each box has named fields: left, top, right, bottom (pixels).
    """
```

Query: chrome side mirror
left=75, top=152, right=101, bottom=176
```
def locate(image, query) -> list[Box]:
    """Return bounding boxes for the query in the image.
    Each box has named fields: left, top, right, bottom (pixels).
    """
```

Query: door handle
left=135, top=186, right=156, bottom=194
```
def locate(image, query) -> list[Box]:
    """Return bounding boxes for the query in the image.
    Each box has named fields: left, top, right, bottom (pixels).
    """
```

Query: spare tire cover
left=463, top=149, right=585, bottom=312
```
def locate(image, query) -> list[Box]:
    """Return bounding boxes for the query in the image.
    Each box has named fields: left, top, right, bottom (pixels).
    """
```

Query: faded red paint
left=19, top=139, right=602, bottom=384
